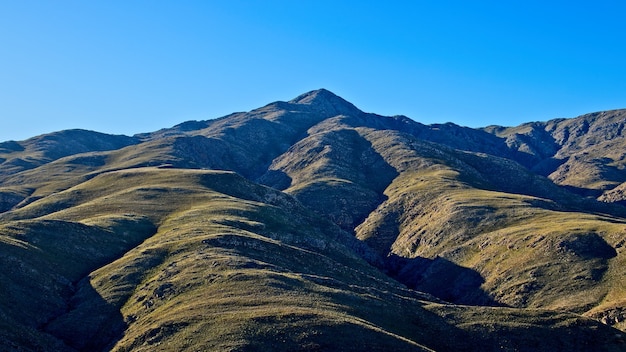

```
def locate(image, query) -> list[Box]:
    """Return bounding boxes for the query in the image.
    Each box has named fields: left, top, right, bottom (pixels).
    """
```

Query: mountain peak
left=289, top=89, right=362, bottom=116
left=289, top=89, right=339, bottom=104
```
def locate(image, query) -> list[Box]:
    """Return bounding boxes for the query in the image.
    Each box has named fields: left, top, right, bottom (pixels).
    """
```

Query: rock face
left=1, top=89, right=626, bottom=351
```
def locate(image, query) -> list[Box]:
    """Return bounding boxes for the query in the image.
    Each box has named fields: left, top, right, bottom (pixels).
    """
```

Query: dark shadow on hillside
left=452, top=150, right=626, bottom=218
left=558, top=232, right=617, bottom=261
left=528, top=156, right=567, bottom=176
left=561, top=184, right=604, bottom=198
left=43, top=277, right=127, bottom=351
left=257, top=169, right=293, bottom=190
left=258, top=129, right=400, bottom=233
left=386, top=254, right=503, bottom=307
left=558, top=187, right=626, bottom=218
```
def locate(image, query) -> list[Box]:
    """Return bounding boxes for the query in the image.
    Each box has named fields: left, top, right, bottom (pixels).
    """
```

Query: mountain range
left=1, top=89, right=626, bottom=351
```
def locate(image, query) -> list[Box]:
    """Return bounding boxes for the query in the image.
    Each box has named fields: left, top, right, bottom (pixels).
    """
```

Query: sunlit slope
left=486, top=109, right=626, bottom=201
left=0, top=130, right=138, bottom=181
left=0, top=90, right=359, bottom=215
left=0, top=168, right=441, bottom=351
left=50, top=169, right=441, bottom=351
left=2, top=167, right=622, bottom=351
left=351, top=129, right=626, bottom=327
left=248, top=107, right=626, bottom=331
left=2, top=90, right=626, bottom=350
left=0, top=130, right=138, bottom=213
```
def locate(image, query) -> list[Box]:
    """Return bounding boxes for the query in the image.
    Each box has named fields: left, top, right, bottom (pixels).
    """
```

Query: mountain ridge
left=1, top=89, right=626, bottom=350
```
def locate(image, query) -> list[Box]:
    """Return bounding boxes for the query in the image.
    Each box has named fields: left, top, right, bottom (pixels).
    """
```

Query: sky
left=1, top=1, right=625, bottom=142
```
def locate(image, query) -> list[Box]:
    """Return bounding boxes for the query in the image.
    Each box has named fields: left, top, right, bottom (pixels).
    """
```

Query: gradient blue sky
left=1, top=1, right=625, bottom=142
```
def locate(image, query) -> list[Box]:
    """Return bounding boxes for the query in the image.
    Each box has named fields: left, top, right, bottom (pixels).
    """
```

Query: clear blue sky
left=1, top=1, right=625, bottom=142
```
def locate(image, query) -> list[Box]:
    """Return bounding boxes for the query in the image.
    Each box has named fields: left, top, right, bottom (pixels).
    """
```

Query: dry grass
left=2, top=94, right=626, bottom=350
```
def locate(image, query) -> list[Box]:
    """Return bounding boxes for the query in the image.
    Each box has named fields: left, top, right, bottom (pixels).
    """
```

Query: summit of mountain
left=2, top=90, right=626, bottom=350
left=287, top=88, right=363, bottom=116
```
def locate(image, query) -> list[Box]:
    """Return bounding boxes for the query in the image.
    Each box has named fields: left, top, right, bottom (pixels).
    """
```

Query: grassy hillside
left=486, top=109, right=626, bottom=200
left=0, top=130, right=138, bottom=181
left=1, top=90, right=626, bottom=350
left=1, top=167, right=623, bottom=351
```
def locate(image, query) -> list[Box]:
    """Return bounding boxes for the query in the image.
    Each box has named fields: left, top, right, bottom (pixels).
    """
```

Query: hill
left=1, top=89, right=626, bottom=351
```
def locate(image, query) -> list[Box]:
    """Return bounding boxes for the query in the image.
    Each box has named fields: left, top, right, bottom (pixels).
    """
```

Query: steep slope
left=1, top=90, right=626, bottom=350
left=485, top=109, right=626, bottom=200
left=255, top=109, right=626, bottom=322
left=129, top=89, right=364, bottom=180
left=260, top=127, right=398, bottom=231
left=252, top=94, right=626, bottom=330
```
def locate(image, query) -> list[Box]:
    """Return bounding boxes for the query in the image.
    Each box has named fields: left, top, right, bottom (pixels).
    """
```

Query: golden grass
left=356, top=158, right=626, bottom=319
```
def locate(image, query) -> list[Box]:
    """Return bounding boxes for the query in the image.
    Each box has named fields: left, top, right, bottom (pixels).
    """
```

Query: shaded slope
left=0, top=215, right=156, bottom=351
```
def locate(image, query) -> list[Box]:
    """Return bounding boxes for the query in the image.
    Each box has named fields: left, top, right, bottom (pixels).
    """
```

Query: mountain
left=1, top=89, right=626, bottom=351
